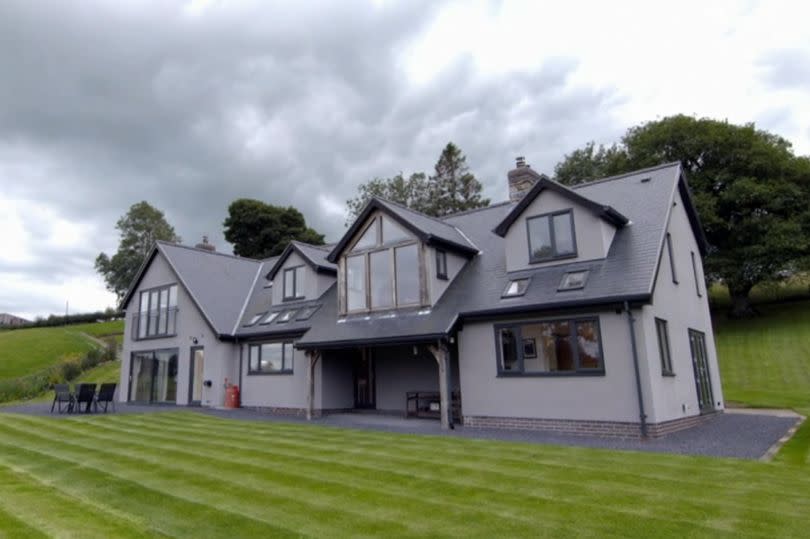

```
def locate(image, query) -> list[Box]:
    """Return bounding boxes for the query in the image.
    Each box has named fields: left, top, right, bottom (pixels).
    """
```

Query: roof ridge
left=157, top=240, right=261, bottom=263
left=439, top=200, right=513, bottom=220
left=373, top=196, right=458, bottom=230
left=569, top=161, right=682, bottom=189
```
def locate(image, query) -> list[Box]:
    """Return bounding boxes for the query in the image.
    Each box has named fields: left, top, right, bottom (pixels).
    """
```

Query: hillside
left=0, top=326, right=98, bottom=380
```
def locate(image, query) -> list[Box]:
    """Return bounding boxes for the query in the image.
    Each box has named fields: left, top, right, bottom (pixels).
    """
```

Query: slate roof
left=326, top=197, right=479, bottom=263
left=266, top=241, right=336, bottom=280
left=123, top=162, right=699, bottom=347
left=297, top=162, right=687, bottom=348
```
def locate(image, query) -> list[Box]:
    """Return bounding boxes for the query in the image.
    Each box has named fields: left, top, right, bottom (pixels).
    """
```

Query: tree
left=223, top=199, right=325, bottom=258
left=554, top=115, right=810, bottom=318
left=95, top=201, right=181, bottom=301
left=345, top=172, right=430, bottom=224
left=429, top=142, right=490, bottom=217
left=345, top=143, right=490, bottom=221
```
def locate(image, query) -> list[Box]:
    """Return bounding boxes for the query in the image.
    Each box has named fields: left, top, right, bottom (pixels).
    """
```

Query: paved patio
left=1, top=402, right=802, bottom=461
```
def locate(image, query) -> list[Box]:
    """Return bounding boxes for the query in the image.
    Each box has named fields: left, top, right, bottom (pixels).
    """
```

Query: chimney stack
left=195, top=235, right=216, bottom=252
left=508, top=156, right=541, bottom=202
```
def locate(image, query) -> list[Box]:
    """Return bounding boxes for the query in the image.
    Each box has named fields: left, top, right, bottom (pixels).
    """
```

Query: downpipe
left=624, top=301, right=648, bottom=438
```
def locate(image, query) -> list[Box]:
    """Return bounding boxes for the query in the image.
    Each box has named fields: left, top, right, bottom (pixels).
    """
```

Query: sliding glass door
left=129, top=349, right=179, bottom=403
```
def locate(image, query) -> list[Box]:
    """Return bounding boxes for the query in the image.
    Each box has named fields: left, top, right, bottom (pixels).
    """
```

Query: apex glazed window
left=496, top=318, right=604, bottom=375
left=527, top=210, right=576, bottom=263
left=344, top=214, right=420, bottom=312
left=136, top=284, right=178, bottom=339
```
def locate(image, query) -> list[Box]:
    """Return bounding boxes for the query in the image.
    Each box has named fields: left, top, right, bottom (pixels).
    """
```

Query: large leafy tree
left=346, top=142, right=490, bottom=221
left=554, top=115, right=810, bottom=317
left=223, top=199, right=324, bottom=258
left=95, top=201, right=181, bottom=301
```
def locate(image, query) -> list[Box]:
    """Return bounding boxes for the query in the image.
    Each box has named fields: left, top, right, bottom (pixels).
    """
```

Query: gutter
left=624, top=300, right=648, bottom=437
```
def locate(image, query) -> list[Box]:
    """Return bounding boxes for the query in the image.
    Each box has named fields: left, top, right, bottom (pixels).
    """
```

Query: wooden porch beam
left=427, top=343, right=450, bottom=430
left=305, top=350, right=321, bottom=420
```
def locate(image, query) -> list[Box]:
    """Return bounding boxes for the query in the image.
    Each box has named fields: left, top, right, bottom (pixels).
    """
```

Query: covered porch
left=303, top=341, right=461, bottom=429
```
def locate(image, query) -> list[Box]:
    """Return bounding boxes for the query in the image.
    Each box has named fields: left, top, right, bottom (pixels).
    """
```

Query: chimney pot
left=516, top=156, right=526, bottom=168
left=195, top=235, right=216, bottom=252
left=508, top=156, right=540, bottom=202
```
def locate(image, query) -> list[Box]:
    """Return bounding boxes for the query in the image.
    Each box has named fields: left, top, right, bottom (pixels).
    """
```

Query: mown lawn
left=0, top=327, right=96, bottom=381
left=0, top=412, right=808, bottom=538
left=714, top=301, right=810, bottom=410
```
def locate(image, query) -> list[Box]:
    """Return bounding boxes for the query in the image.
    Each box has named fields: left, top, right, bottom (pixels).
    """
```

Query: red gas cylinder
left=225, top=384, right=240, bottom=409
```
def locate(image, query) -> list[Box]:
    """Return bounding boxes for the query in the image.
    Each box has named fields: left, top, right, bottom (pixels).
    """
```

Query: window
left=502, top=278, right=529, bottom=297
left=296, top=305, right=320, bottom=320
left=436, top=249, right=448, bottom=280
left=248, top=342, right=294, bottom=374
left=277, top=310, right=297, bottom=323
left=283, top=266, right=304, bottom=300
left=691, top=251, right=702, bottom=297
left=666, top=233, right=678, bottom=284
left=495, top=318, right=604, bottom=375
left=260, top=311, right=280, bottom=325
left=244, top=312, right=265, bottom=327
left=344, top=213, right=420, bottom=312
left=136, top=284, right=178, bottom=339
left=526, top=210, right=577, bottom=263
left=558, top=270, right=588, bottom=291
left=656, top=318, right=674, bottom=375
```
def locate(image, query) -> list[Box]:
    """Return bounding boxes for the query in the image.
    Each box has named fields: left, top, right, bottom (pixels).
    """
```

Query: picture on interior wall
left=522, top=338, right=537, bottom=359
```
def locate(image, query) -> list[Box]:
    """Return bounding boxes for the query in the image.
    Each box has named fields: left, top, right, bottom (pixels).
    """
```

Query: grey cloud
left=758, top=48, right=810, bottom=90
left=0, top=0, right=622, bottom=316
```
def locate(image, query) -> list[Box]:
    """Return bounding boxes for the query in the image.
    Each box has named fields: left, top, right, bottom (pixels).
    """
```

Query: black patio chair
left=94, top=383, right=117, bottom=413
left=73, top=383, right=97, bottom=413
left=51, top=384, right=74, bottom=414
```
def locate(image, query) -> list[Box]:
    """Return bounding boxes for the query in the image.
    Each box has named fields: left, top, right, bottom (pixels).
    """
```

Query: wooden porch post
left=428, top=343, right=450, bottom=430
left=306, top=350, right=321, bottom=421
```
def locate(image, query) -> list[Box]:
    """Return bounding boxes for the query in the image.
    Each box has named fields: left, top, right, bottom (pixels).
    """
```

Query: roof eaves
left=118, top=245, right=160, bottom=311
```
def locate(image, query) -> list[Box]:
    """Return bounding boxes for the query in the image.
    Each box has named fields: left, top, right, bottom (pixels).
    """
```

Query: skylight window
left=260, top=311, right=280, bottom=325
left=559, top=270, right=589, bottom=291
left=277, top=310, right=297, bottom=324
left=296, top=305, right=321, bottom=321
left=502, top=278, right=529, bottom=298
left=245, top=312, right=266, bottom=327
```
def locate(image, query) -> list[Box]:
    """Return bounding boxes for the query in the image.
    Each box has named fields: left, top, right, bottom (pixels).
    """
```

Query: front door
left=188, top=346, right=204, bottom=406
left=689, top=329, right=715, bottom=412
left=353, top=349, right=375, bottom=409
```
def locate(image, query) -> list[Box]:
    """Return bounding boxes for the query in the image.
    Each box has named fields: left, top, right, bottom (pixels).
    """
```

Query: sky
left=1, top=0, right=809, bottom=320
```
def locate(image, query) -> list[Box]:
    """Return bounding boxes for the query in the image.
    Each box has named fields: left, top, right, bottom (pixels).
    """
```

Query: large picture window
left=136, top=284, right=178, bottom=340
left=248, top=342, right=294, bottom=374
left=129, top=349, right=179, bottom=402
left=526, top=210, right=577, bottom=263
left=495, top=317, right=604, bottom=375
left=343, top=213, right=421, bottom=312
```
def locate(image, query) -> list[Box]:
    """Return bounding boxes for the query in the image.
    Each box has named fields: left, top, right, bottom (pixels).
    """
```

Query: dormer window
left=527, top=210, right=577, bottom=263
left=344, top=213, right=421, bottom=313
left=436, top=249, right=448, bottom=280
left=283, top=266, right=304, bottom=301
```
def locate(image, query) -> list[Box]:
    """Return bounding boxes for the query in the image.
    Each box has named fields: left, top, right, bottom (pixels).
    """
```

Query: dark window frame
left=502, top=278, right=530, bottom=298
left=128, top=347, right=180, bottom=402
left=244, top=311, right=266, bottom=327
left=493, top=316, right=605, bottom=377
left=691, top=251, right=702, bottom=297
left=526, top=209, right=578, bottom=264
left=276, top=309, right=298, bottom=324
left=296, top=304, right=321, bottom=321
left=135, top=284, right=178, bottom=340
left=246, top=341, right=295, bottom=375
left=655, top=317, right=674, bottom=376
left=558, top=270, right=589, bottom=291
left=666, top=233, right=678, bottom=284
left=436, top=249, right=448, bottom=280
left=282, top=265, right=305, bottom=301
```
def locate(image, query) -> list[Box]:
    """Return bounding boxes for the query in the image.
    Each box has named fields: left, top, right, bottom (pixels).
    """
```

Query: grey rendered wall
left=458, top=310, right=647, bottom=422
left=503, top=189, right=616, bottom=272
left=426, top=247, right=467, bottom=305
left=272, top=251, right=333, bottom=304
left=374, top=346, right=439, bottom=412
left=239, top=341, right=324, bottom=409
left=640, top=189, right=725, bottom=423
left=120, top=252, right=239, bottom=407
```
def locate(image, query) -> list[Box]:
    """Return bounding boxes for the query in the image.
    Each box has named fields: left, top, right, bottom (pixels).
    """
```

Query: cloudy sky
left=1, top=0, right=808, bottom=320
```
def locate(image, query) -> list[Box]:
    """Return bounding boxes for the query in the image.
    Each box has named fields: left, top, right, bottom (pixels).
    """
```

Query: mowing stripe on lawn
left=6, top=416, right=800, bottom=527
left=0, top=503, right=49, bottom=539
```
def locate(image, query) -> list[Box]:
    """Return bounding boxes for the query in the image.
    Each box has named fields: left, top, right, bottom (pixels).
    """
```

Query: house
left=0, top=313, right=30, bottom=327
left=119, top=160, right=724, bottom=437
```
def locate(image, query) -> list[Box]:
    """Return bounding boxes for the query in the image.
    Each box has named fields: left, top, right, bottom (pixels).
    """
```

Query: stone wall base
left=464, top=412, right=720, bottom=438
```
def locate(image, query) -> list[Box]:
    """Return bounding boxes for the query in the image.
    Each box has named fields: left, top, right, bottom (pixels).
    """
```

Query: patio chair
left=51, top=384, right=74, bottom=414
left=73, top=383, right=97, bottom=413
left=94, top=383, right=117, bottom=413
